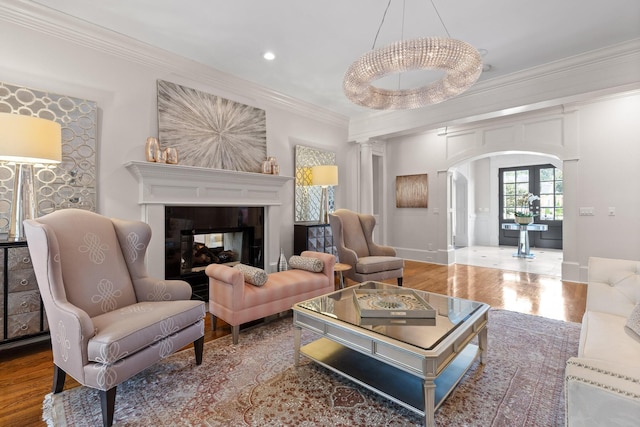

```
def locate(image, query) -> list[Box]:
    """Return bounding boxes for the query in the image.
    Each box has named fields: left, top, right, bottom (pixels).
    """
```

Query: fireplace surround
left=125, top=161, right=293, bottom=298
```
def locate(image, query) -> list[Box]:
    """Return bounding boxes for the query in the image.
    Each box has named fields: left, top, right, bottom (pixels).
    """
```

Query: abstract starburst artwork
left=157, top=80, right=266, bottom=172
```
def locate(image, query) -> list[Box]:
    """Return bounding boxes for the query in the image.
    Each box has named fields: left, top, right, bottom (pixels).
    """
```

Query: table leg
left=478, top=325, right=488, bottom=364
left=514, top=226, right=536, bottom=258
left=519, top=227, right=530, bottom=256
left=294, top=326, right=301, bottom=366
left=423, top=379, right=436, bottom=427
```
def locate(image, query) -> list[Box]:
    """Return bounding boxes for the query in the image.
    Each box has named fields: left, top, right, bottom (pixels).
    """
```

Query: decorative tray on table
left=353, top=288, right=436, bottom=319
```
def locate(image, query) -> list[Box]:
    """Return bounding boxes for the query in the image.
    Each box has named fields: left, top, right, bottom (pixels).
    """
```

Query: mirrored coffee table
left=293, top=281, right=489, bottom=427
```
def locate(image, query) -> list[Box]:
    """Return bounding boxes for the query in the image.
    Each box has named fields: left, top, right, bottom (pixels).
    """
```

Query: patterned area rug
left=43, top=309, right=580, bottom=426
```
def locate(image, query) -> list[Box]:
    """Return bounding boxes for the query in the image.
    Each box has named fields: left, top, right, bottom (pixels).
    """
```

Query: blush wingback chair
left=24, top=209, right=206, bottom=427
left=329, top=209, right=404, bottom=286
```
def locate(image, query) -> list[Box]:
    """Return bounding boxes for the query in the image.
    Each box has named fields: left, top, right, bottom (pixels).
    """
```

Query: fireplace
left=125, top=161, right=293, bottom=300
left=165, top=206, right=264, bottom=300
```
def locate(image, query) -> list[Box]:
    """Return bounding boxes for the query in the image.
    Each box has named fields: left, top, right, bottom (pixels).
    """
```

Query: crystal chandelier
left=343, top=1, right=482, bottom=110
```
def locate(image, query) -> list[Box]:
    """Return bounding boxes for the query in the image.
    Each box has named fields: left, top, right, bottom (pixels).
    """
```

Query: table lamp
left=0, top=113, right=62, bottom=240
left=311, top=165, right=338, bottom=224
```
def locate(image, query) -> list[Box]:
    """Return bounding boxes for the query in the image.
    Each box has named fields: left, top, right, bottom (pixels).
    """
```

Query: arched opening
left=449, top=151, right=564, bottom=276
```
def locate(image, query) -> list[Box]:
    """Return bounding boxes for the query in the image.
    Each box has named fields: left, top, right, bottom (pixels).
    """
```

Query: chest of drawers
left=1, top=241, right=48, bottom=349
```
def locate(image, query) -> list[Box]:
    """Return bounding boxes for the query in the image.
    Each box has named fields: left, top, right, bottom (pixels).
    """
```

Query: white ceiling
left=30, top=0, right=640, bottom=118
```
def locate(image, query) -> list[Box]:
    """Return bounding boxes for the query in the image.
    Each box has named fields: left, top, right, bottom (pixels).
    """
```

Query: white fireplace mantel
left=125, top=161, right=293, bottom=206
left=125, top=161, right=293, bottom=278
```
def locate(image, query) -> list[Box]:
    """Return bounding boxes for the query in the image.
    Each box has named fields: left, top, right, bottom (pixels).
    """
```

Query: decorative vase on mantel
left=515, top=216, right=534, bottom=225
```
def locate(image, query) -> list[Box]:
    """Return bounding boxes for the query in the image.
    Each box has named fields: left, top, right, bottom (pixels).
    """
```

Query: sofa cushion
left=587, top=257, right=640, bottom=318
left=234, top=264, right=268, bottom=287
left=626, top=304, right=640, bottom=340
left=356, top=256, right=404, bottom=274
left=88, top=300, right=205, bottom=364
left=607, top=270, right=640, bottom=305
left=289, top=255, right=324, bottom=272
left=580, top=311, right=640, bottom=369
left=242, top=269, right=328, bottom=309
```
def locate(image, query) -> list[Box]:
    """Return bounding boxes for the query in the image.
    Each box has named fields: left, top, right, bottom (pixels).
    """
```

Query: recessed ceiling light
left=263, top=52, right=275, bottom=61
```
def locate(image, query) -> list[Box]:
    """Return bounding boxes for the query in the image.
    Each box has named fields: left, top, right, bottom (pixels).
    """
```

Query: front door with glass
left=499, top=164, right=563, bottom=249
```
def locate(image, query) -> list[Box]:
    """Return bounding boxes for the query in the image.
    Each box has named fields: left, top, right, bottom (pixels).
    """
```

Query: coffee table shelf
left=300, top=337, right=479, bottom=415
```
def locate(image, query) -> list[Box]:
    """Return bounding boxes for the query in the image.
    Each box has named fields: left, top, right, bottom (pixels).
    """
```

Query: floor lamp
left=311, top=165, right=338, bottom=224
left=0, top=113, right=62, bottom=241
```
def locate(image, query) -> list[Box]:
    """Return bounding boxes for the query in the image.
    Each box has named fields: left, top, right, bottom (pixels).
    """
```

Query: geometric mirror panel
left=294, top=144, right=335, bottom=223
left=0, top=81, right=97, bottom=233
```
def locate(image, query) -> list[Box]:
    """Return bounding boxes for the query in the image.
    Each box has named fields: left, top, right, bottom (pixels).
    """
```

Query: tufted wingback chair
left=24, top=209, right=206, bottom=427
left=329, top=209, right=404, bottom=286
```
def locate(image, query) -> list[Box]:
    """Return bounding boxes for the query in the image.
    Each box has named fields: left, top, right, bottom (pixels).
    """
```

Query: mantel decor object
left=145, top=137, right=159, bottom=162
left=146, top=137, right=179, bottom=164
left=165, top=147, right=178, bottom=164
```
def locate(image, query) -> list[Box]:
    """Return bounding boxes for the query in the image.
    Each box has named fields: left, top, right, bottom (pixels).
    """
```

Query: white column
left=359, top=140, right=374, bottom=214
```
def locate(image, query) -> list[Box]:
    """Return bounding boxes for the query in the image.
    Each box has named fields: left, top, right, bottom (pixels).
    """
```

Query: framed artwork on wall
left=157, top=80, right=267, bottom=172
left=396, top=174, right=428, bottom=208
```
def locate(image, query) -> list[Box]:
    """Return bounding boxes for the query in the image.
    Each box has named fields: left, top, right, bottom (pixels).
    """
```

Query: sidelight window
left=538, top=167, right=563, bottom=220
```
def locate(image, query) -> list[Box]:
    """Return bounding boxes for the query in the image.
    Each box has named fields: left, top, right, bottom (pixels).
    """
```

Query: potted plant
left=514, top=193, right=540, bottom=224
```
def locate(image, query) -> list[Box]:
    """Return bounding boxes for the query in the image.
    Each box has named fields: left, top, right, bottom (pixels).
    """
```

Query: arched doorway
left=450, top=151, right=564, bottom=276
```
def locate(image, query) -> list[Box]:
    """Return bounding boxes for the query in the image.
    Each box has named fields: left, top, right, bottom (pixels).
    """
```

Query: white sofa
left=565, top=257, right=640, bottom=426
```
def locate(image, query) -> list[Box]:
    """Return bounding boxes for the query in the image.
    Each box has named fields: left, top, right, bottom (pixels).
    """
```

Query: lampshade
left=0, top=113, right=62, bottom=240
left=311, top=165, right=338, bottom=186
left=0, top=113, right=62, bottom=164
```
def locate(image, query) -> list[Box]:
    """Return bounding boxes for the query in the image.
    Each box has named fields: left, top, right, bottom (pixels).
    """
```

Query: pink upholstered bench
left=205, top=251, right=335, bottom=344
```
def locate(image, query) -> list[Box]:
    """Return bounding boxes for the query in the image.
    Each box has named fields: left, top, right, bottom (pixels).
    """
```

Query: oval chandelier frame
left=343, top=37, right=483, bottom=110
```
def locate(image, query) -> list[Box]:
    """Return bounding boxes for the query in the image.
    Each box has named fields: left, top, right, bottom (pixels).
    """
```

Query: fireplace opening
left=165, top=206, right=264, bottom=300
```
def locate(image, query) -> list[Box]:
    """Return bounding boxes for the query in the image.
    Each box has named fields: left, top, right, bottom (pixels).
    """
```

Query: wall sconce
left=0, top=113, right=62, bottom=240
left=311, top=165, right=338, bottom=224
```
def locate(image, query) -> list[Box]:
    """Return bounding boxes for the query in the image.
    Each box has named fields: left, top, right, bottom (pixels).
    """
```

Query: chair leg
left=52, top=364, right=66, bottom=393
left=397, top=277, right=403, bottom=287
left=210, top=313, right=217, bottom=331
left=194, top=336, right=204, bottom=365
left=232, top=325, right=240, bottom=345
left=100, top=387, right=117, bottom=427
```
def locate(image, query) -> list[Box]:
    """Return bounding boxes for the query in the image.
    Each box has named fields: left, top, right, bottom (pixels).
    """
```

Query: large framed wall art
left=396, top=174, right=428, bottom=208
left=157, top=80, right=267, bottom=172
left=0, top=81, right=97, bottom=233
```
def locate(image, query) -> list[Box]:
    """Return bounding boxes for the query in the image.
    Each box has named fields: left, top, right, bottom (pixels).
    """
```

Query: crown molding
left=0, top=0, right=349, bottom=128
left=348, top=38, right=640, bottom=141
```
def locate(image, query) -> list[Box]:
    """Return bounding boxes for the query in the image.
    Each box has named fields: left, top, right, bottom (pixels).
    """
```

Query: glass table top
left=296, top=281, right=486, bottom=350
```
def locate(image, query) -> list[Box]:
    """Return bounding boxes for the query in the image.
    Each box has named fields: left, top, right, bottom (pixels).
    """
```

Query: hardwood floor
left=0, top=260, right=587, bottom=427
